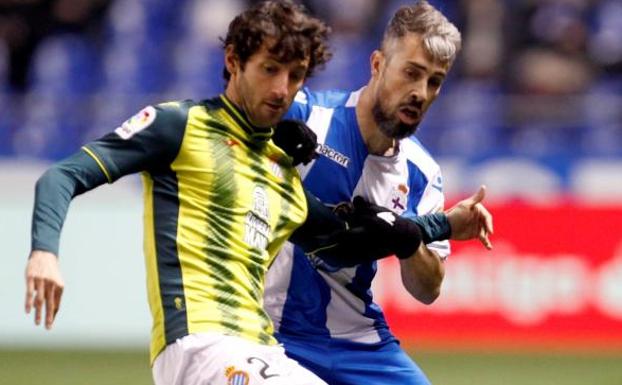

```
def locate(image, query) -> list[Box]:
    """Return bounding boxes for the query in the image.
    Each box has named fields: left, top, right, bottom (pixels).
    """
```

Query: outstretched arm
left=399, top=185, right=493, bottom=304
left=26, top=150, right=109, bottom=329
left=25, top=102, right=188, bottom=330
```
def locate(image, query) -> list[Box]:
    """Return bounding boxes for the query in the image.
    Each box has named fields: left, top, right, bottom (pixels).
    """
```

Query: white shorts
left=152, top=333, right=328, bottom=385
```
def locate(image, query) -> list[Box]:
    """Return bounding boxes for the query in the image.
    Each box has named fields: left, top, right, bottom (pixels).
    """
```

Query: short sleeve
left=404, top=167, right=451, bottom=259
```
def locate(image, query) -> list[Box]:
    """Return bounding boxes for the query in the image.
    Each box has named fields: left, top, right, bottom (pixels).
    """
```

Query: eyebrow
left=407, top=61, right=447, bottom=78
left=265, top=55, right=309, bottom=69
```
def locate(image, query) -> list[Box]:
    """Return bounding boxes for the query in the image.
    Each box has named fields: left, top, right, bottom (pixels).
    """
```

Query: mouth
left=398, top=106, right=420, bottom=124
left=264, top=101, right=285, bottom=113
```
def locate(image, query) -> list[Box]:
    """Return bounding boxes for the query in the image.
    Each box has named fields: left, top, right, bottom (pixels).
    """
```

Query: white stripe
left=297, top=105, right=335, bottom=180
left=345, top=88, right=364, bottom=107
left=294, top=90, right=308, bottom=104
left=264, top=242, right=296, bottom=331
left=322, top=269, right=382, bottom=343
left=401, top=139, right=440, bottom=182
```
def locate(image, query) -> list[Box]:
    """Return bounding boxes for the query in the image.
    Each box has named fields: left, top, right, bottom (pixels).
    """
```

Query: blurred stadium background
left=1, top=0, right=621, bottom=384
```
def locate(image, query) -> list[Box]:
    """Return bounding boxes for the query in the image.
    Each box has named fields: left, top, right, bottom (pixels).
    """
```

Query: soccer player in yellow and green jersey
left=24, top=2, right=336, bottom=384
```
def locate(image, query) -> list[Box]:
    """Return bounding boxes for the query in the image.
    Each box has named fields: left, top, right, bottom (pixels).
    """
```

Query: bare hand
left=25, top=250, right=64, bottom=329
left=446, top=185, right=494, bottom=250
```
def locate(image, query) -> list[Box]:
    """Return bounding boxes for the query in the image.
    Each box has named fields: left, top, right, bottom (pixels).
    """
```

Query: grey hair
left=382, top=1, right=462, bottom=63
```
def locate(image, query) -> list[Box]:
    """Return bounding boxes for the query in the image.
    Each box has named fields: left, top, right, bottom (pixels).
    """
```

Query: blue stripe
left=344, top=262, right=392, bottom=340
left=279, top=247, right=333, bottom=337
left=405, top=160, right=429, bottom=216
left=304, top=107, right=367, bottom=204
left=307, top=88, right=351, bottom=108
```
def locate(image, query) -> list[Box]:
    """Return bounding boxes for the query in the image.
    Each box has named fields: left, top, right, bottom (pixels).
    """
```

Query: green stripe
left=204, top=130, right=245, bottom=335
left=219, top=95, right=273, bottom=138
left=151, top=171, right=188, bottom=345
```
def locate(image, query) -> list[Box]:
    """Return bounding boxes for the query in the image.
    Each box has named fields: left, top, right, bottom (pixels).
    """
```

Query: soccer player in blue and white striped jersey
left=265, top=2, right=493, bottom=384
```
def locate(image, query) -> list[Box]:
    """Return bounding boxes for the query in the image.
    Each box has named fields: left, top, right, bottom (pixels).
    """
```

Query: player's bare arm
left=399, top=244, right=445, bottom=304
left=399, top=185, right=493, bottom=303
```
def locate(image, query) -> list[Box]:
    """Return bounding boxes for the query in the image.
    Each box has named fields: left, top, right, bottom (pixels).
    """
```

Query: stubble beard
left=371, top=99, right=419, bottom=140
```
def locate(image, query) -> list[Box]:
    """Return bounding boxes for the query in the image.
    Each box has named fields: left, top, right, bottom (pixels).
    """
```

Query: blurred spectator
left=0, top=0, right=111, bottom=92
left=588, top=0, right=622, bottom=76
left=508, top=0, right=596, bottom=95
left=460, top=0, right=504, bottom=81
left=0, top=0, right=620, bottom=194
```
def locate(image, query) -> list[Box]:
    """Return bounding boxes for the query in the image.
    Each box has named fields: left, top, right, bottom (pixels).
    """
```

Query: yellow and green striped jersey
left=83, top=96, right=308, bottom=363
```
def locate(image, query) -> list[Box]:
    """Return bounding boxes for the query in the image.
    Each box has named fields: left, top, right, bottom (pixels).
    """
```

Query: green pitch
left=1, top=349, right=621, bottom=385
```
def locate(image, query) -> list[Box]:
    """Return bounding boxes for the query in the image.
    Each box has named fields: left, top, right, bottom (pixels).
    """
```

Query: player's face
left=370, top=33, right=450, bottom=139
left=226, top=43, right=309, bottom=128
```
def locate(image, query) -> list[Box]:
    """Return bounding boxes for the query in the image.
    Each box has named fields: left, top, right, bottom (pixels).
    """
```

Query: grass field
left=1, top=349, right=621, bottom=385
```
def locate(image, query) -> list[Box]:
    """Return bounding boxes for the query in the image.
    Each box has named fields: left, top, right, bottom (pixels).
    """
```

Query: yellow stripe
left=219, top=95, right=255, bottom=132
left=172, top=107, right=222, bottom=335
left=81, top=146, right=112, bottom=183
left=142, top=173, right=167, bottom=364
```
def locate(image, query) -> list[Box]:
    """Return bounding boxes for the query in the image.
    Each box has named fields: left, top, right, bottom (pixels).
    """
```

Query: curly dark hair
left=221, top=0, right=332, bottom=82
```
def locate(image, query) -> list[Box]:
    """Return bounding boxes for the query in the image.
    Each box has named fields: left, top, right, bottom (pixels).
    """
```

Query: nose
left=271, top=71, right=289, bottom=100
left=410, top=78, right=428, bottom=104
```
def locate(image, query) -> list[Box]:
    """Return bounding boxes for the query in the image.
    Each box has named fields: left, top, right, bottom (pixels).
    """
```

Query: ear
left=370, top=50, right=384, bottom=77
left=224, top=45, right=239, bottom=78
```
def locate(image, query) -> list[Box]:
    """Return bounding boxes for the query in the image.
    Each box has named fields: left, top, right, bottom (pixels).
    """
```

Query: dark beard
left=371, top=100, right=418, bottom=140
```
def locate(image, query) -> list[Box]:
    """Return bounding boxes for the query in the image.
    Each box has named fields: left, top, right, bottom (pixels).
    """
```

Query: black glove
left=343, top=196, right=423, bottom=259
left=272, top=120, right=318, bottom=166
left=290, top=194, right=422, bottom=268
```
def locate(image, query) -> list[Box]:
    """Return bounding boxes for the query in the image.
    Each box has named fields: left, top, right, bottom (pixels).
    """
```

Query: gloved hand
left=342, top=197, right=423, bottom=259
left=290, top=195, right=423, bottom=268
left=272, top=120, right=318, bottom=166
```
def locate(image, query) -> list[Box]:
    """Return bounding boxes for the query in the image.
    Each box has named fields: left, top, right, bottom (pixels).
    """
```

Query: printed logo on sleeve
left=431, top=175, right=443, bottom=192
left=114, top=106, right=157, bottom=139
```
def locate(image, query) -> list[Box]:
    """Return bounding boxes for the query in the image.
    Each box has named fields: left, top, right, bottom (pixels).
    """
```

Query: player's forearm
left=399, top=244, right=445, bottom=304
left=31, top=150, right=108, bottom=255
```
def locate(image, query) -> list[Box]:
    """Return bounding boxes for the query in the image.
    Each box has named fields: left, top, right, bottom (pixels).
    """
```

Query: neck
left=356, top=86, right=397, bottom=156
left=224, top=82, right=242, bottom=109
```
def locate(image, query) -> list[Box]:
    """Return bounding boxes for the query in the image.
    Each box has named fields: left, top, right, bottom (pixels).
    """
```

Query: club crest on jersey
left=244, top=186, right=272, bottom=250
left=115, top=106, right=156, bottom=139
left=390, top=184, right=409, bottom=214
left=225, top=366, right=249, bottom=385
left=317, top=143, right=349, bottom=168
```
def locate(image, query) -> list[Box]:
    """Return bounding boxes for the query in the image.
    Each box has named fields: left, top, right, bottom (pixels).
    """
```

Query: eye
left=429, top=77, right=444, bottom=89
left=405, top=66, right=427, bottom=82
left=263, top=64, right=278, bottom=74
left=289, top=70, right=305, bottom=83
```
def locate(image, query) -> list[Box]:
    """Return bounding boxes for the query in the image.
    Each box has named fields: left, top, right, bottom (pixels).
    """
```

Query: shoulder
left=400, top=136, right=441, bottom=180
left=296, top=87, right=358, bottom=108
left=287, top=87, right=360, bottom=121
left=153, top=99, right=196, bottom=124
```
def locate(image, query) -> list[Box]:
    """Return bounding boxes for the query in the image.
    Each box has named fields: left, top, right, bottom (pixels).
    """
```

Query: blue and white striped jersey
left=265, top=87, right=450, bottom=346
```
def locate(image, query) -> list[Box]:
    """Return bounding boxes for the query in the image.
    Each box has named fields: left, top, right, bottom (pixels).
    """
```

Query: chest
left=171, top=127, right=308, bottom=245
left=304, top=126, right=417, bottom=215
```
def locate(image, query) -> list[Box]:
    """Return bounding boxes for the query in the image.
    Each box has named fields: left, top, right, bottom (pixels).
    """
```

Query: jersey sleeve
left=82, top=102, right=189, bottom=183
left=283, top=88, right=313, bottom=122
left=30, top=101, right=190, bottom=256
left=404, top=168, right=451, bottom=259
